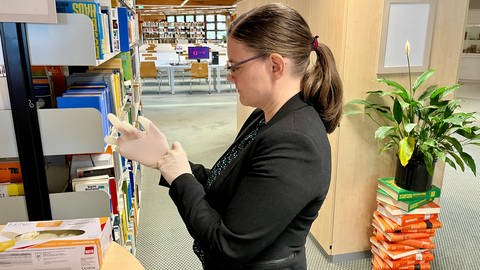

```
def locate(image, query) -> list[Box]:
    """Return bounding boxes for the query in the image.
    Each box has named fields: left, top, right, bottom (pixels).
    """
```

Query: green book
left=378, top=177, right=441, bottom=202
left=376, top=188, right=435, bottom=212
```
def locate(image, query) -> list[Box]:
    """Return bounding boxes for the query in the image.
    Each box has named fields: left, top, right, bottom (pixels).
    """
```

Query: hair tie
left=312, top=35, right=319, bottom=51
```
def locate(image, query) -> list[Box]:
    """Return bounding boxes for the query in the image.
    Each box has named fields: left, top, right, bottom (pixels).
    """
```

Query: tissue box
left=0, top=217, right=112, bottom=270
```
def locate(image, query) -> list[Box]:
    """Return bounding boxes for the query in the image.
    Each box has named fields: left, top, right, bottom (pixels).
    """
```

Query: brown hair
left=228, top=3, right=343, bottom=133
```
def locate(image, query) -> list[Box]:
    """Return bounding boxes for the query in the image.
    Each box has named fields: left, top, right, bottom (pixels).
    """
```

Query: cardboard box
left=0, top=217, right=112, bottom=270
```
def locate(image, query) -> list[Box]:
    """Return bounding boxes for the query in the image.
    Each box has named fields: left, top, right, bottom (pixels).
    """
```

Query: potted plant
left=345, top=41, right=480, bottom=192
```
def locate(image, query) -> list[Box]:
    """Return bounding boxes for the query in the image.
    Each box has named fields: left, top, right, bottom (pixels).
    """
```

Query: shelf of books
left=0, top=0, right=142, bottom=255
left=371, top=177, right=442, bottom=270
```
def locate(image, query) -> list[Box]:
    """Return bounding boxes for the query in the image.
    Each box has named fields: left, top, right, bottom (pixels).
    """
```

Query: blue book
left=117, top=7, right=130, bottom=52
left=57, top=94, right=109, bottom=138
left=56, top=1, right=105, bottom=59
left=68, top=83, right=113, bottom=115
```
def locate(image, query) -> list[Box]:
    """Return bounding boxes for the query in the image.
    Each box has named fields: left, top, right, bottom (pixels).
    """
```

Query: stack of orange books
left=371, top=178, right=442, bottom=270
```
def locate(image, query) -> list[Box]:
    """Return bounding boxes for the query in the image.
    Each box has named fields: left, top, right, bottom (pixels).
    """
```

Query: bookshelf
left=0, top=0, right=142, bottom=254
left=141, top=21, right=206, bottom=44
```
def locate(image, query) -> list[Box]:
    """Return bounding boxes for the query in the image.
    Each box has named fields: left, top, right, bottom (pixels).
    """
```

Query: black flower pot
left=395, top=154, right=433, bottom=192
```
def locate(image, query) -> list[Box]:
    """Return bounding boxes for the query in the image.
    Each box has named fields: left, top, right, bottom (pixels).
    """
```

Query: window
left=167, top=16, right=175, bottom=23
left=186, top=15, right=194, bottom=22
left=206, top=23, right=215, bottom=30
left=206, top=14, right=215, bottom=22
left=217, top=22, right=226, bottom=30
left=176, top=15, right=184, bottom=22
left=217, top=14, right=226, bottom=21
left=217, top=31, right=227, bottom=40
left=206, top=31, right=216, bottom=39
left=196, top=15, right=204, bottom=22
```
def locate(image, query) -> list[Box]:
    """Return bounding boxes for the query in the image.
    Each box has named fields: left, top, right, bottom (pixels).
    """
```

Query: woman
left=108, top=3, right=342, bottom=269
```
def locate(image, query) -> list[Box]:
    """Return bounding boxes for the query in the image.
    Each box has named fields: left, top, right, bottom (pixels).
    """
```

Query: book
left=72, top=177, right=110, bottom=194
left=117, top=7, right=131, bottom=52
left=377, top=189, right=434, bottom=212
left=56, top=93, right=109, bottom=138
left=381, top=201, right=441, bottom=216
left=0, top=182, right=24, bottom=197
left=56, top=1, right=105, bottom=59
left=370, top=237, right=427, bottom=260
left=372, top=221, right=434, bottom=242
left=373, top=211, right=442, bottom=233
left=77, top=164, right=115, bottom=178
left=372, top=247, right=433, bottom=269
left=378, top=177, right=441, bottom=201
left=377, top=202, right=439, bottom=226
left=0, top=161, right=22, bottom=183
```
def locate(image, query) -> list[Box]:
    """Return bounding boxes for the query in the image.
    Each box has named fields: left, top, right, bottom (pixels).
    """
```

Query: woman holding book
left=107, top=3, right=343, bottom=269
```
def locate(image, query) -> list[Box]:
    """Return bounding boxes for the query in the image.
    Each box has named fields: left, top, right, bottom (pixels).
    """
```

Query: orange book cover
left=374, top=211, right=442, bottom=233
left=372, top=253, right=390, bottom=270
left=397, top=263, right=431, bottom=270
left=372, top=246, right=434, bottom=268
left=372, top=245, right=434, bottom=263
left=370, top=237, right=427, bottom=260
left=395, top=238, right=435, bottom=249
left=377, top=203, right=439, bottom=226
left=401, top=219, right=442, bottom=231
left=373, top=221, right=434, bottom=242
left=382, top=241, right=416, bottom=251
left=0, top=161, right=22, bottom=183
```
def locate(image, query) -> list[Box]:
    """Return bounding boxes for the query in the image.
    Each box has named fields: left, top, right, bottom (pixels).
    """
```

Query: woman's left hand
left=157, top=142, right=192, bottom=185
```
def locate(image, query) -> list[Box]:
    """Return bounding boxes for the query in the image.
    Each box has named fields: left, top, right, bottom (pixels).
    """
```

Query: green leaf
left=445, top=157, right=457, bottom=170
left=446, top=137, right=463, bottom=154
left=424, top=152, right=435, bottom=176
left=461, top=152, right=477, bottom=176
left=438, top=84, right=462, bottom=99
left=471, top=142, right=480, bottom=147
left=398, top=137, right=415, bottom=166
left=404, top=123, right=417, bottom=133
left=429, top=86, right=446, bottom=101
left=418, top=85, right=438, bottom=101
left=346, top=99, right=370, bottom=106
left=393, top=98, right=403, bottom=124
left=412, top=69, right=435, bottom=93
left=449, top=151, right=465, bottom=171
left=375, top=126, right=395, bottom=140
left=377, top=78, right=409, bottom=101
left=342, top=110, right=364, bottom=116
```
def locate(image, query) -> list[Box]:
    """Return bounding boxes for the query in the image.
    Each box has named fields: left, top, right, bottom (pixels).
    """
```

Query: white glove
left=105, top=113, right=169, bottom=168
left=158, top=142, right=192, bottom=185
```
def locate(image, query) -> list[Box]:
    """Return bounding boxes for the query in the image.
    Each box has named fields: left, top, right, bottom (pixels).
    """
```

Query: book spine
left=407, top=198, right=435, bottom=212
left=57, top=2, right=105, bottom=59
left=398, top=187, right=440, bottom=201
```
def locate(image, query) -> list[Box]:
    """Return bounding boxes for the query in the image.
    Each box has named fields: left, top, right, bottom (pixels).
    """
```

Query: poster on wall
left=0, top=0, right=57, bottom=23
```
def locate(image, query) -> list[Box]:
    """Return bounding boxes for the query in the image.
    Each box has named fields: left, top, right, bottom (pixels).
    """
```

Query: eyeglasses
left=226, top=53, right=267, bottom=75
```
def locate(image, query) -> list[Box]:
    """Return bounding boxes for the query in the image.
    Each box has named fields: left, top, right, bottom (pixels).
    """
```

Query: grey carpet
left=135, top=89, right=480, bottom=270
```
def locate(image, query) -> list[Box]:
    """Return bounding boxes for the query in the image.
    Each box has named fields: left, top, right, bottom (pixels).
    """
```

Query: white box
left=0, top=217, right=112, bottom=270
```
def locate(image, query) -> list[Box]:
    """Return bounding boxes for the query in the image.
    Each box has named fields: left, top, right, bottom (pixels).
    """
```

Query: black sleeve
left=168, top=129, right=325, bottom=264
left=159, top=161, right=211, bottom=187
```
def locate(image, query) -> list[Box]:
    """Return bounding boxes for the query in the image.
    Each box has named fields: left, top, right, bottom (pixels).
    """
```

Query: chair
left=140, top=61, right=161, bottom=94
left=189, top=62, right=210, bottom=94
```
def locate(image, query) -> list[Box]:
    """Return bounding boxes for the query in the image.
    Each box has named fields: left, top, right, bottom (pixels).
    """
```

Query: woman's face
left=226, top=38, right=272, bottom=108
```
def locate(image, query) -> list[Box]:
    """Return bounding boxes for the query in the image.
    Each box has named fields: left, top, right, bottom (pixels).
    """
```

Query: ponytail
left=302, top=42, right=343, bottom=133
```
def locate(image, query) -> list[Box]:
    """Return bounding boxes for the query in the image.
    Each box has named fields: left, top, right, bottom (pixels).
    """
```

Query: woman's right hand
left=105, top=113, right=169, bottom=169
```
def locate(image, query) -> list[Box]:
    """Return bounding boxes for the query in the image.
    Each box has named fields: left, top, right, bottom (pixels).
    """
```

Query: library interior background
left=1, top=0, right=480, bottom=269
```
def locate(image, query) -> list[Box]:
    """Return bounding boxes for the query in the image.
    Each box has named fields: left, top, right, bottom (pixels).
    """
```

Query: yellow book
left=0, top=182, right=24, bottom=197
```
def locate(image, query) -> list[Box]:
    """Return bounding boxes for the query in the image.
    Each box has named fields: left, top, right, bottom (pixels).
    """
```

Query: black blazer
left=161, top=93, right=331, bottom=270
